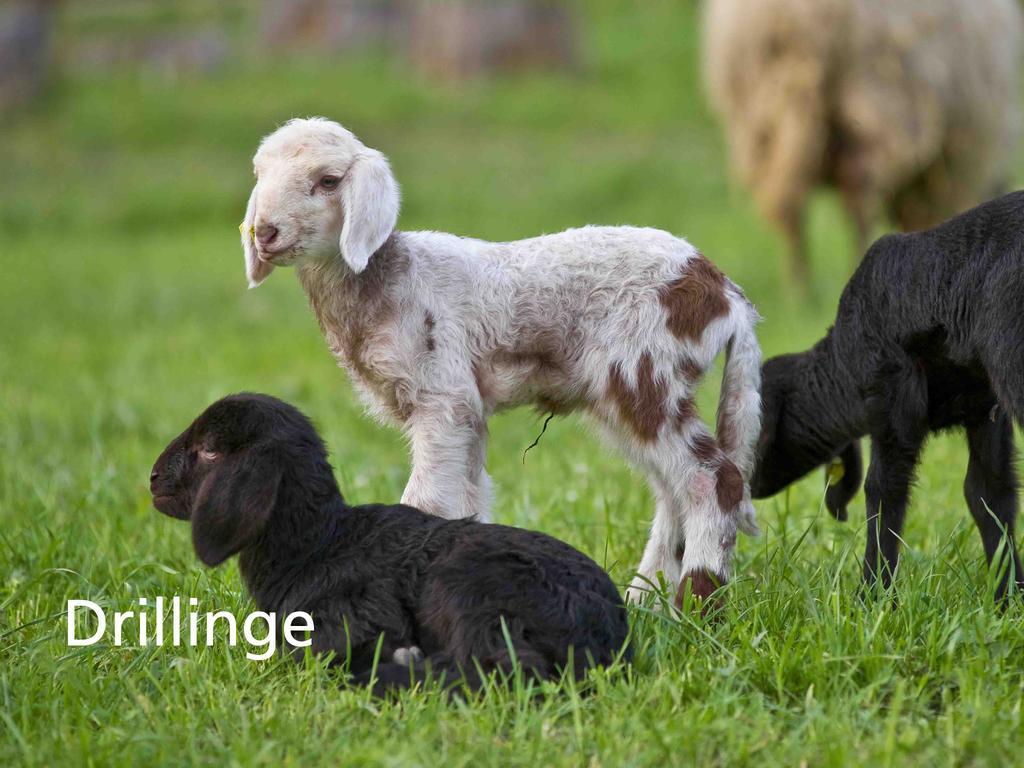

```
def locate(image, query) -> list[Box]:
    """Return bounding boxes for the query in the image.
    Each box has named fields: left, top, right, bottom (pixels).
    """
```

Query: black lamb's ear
left=191, top=447, right=281, bottom=567
left=824, top=440, right=863, bottom=522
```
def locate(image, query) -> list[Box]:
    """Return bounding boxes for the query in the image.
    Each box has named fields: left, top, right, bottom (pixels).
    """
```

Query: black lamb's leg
left=862, top=428, right=926, bottom=593
left=351, top=661, right=434, bottom=697
left=964, top=411, right=1022, bottom=601
left=352, top=650, right=549, bottom=699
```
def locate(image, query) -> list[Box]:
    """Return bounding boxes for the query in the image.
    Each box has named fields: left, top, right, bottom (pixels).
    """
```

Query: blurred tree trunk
left=0, top=0, right=57, bottom=111
left=407, top=0, right=575, bottom=82
left=260, top=0, right=406, bottom=53
left=259, top=0, right=576, bottom=81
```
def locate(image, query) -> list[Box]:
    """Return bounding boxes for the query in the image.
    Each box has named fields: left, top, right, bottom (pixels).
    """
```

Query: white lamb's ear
left=242, top=186, right=273, bottom=288
left=338, top=150, right=400, bottom=273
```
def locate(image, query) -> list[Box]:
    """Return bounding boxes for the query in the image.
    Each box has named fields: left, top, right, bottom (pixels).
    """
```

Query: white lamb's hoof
left=392, top=646, right=424, bottom=666
left=625, top=576, right=659, bottom=606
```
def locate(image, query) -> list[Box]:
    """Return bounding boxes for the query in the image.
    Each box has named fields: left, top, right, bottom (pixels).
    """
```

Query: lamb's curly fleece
left=704, top=0, right=1022, bottom=277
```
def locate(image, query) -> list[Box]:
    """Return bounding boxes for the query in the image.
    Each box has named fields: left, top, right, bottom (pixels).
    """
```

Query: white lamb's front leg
left=401, top=396, right=491, bottom=521
left=473, top=467, right=493, bottom=523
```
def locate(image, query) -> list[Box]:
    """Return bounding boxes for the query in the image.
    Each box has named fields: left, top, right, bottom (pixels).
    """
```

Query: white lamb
left=240, top=117, right=761, bottom=603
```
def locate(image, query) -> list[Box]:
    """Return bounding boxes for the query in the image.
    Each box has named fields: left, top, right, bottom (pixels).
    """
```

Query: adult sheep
left=240, top=118, right=762, bottom=605
left=703, top=0, right=1022, bottom=285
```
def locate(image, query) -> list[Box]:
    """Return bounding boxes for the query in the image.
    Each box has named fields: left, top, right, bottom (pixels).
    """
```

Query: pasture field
left=3, top=3, right=1024, bottom=766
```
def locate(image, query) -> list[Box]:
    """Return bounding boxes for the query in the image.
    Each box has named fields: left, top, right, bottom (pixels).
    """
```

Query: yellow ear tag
left=239, top=222, right=254, bottom=237
left=239, top=221, right=245, bottom=235
left=827, top=457, right=845, bottom=484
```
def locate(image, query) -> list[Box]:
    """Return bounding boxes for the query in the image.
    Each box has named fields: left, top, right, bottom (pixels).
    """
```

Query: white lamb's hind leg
left=635, top=427, right=739, bottom=609
left=671, top=430, right=741, bottom=608
left=676, top=486, right=735, bottom=602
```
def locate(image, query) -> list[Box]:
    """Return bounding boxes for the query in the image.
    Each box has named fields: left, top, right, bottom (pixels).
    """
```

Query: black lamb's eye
left=319, top=175, right=341, bottom=190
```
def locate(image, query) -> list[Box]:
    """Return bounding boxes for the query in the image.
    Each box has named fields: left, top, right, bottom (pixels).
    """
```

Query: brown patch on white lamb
left=676, top=356, right=705, bottom=381
left=673, top=396, right=698, bottom=432
left=690, top=430, right=720, bottom=465
left=715, top=339, right=741, bottom=454
left=423, top=311, right=436, bottom=352
left=689, top=429, right=744, bottom=513
left=716, top=394, right=743, bottom=455
left=715, top=458, right=745, bottom=513
left=607, top=352, right=668, bottom=442
left=659, top=254, right=731, bottom=342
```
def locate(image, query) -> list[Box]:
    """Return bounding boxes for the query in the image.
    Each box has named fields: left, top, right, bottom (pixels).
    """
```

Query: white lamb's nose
left=255, top=222, right=279, bottom=248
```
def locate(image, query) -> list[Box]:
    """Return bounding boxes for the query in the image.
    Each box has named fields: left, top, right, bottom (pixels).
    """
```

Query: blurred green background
left=3, top=2, right=1023, bottom=766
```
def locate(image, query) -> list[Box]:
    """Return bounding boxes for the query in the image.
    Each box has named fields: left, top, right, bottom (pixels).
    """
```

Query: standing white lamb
left=703, top=0, right=1022, bottom=285
left=240, top=117, right=761, bottom=603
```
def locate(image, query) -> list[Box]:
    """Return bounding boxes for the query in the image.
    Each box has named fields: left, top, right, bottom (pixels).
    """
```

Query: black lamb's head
left=149, top=393, right=335, bottom=566
left=751, top=353, right=862, bottom=518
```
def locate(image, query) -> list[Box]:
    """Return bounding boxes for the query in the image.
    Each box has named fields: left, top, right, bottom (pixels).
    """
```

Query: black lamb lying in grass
left=750, top=191, right=1024, bottom=600
left=150, top=393, right=630, bottom=695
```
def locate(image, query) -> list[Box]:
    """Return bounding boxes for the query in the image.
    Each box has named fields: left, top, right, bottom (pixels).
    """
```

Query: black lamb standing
left=751, top=191, right=1024, bottom=599
left=150, top=393, right=630, bottom=695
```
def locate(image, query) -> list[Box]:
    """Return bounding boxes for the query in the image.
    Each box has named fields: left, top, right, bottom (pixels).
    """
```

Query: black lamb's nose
left=150, top=469, right=159, bottom=483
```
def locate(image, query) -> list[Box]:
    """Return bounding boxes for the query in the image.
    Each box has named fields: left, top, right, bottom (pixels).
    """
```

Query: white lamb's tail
left=716, top=291, right=762, bottom=535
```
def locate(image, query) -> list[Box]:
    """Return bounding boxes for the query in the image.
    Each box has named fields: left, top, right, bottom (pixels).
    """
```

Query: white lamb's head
left=241, top=118, right=401, bottom=287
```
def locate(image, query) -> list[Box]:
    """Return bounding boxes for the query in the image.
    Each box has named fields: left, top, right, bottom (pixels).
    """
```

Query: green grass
left=3, top=2, right=1024, bottom=765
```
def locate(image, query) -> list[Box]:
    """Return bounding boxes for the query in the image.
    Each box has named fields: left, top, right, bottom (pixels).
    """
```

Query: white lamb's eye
left=198, top=448, right=220, bottom=462
left=319, top=175, right=341, bottom=190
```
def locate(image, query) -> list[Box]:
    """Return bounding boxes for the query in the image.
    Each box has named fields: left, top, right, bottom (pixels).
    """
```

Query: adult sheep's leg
left=401, top=396, right=490, bottom=521
left=778, top=203, right=810, bottom=291
left=846, top=197, right=873, bottom=262
left=862, top=428, right=926, bottom=592
left=964, top=411, right=1023, bottom=601
left=835, top=145, right=879, bottom=264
